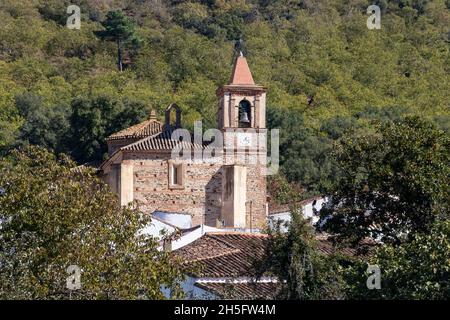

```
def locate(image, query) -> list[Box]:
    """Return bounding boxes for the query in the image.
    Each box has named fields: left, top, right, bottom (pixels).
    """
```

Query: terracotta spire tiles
left=229, top=52, right=255, bottom=85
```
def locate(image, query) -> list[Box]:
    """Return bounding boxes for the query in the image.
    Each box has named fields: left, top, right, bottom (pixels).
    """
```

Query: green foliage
left=346, top=220, right=450, bottom=299
left=370, top=220, right=450, bottom=299
left=257, top=208, right=347, bottom=299
left=319, top=117, right=450, bottom=245
left=96, top=10, right=137, bottom=43
left=267, top=173, right=306, bottom=204
left=96, top=10, right=140, bottom=71
left=0, top=146, right=184, bottom=299
left=14, top=92, right=70, bottom=154
left=38, top=0, right=72, bottom=25
left=267, top=105, right=408, bottom=194
left=69, top=96, right=148, bottom=162
left=1, top=91, right=148, bottom=164
left=267, top=106, right=337, bottom=194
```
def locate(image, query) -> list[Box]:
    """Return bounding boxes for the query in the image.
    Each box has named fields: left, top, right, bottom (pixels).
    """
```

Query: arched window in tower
left=238, top=100, right=251, bottom=128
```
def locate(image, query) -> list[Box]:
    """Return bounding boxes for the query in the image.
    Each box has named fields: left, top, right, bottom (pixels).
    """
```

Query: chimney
left=149, top=109, right=157, bottom=121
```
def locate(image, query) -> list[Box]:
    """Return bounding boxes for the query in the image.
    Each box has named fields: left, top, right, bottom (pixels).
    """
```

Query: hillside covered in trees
left=0, top=0, right=449, bottom=195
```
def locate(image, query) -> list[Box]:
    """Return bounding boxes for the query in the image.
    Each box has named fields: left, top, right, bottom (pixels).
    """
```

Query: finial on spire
left=229, top=37, right=254, bottom=85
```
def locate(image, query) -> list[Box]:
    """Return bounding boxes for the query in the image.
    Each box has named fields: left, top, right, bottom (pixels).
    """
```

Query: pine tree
left=95, top=10, right=139, bottom=71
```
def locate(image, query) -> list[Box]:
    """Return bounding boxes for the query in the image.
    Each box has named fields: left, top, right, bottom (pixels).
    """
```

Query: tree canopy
left=319, top=117, right=450, bottom=245
left=344, top=219, right=450, bottom=300
left=260, top=117, right=450, bottom=300
left=0, top=146, right=184, bottom=299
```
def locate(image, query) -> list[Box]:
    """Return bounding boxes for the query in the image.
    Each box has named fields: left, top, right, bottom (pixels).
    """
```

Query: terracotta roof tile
left=174, top=232, right=364, bottom=278
left=107, top=119, right=163, bottom=140
left=175, top=233, right=267, bottom=278
left=120, top=129, right=207, bottom=151
left=196, top=281, right=281, bottom=300
left=229, top=53, right=255, bottom=85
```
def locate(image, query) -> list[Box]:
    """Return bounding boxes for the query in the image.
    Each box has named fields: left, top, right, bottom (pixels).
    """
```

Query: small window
left=172, top=165, right=179, bottom=185
left=169, top=162, right=184, bottom=189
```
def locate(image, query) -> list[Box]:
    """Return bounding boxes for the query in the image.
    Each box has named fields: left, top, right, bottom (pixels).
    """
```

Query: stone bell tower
left=217, top=52, right=268, bottom=229
left=217, top=51, right=267, bottom=131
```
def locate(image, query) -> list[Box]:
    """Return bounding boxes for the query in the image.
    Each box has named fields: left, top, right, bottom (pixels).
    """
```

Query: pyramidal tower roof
left=229, top=51, right=255, bottom=85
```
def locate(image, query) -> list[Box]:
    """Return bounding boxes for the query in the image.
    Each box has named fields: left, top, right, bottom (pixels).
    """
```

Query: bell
left=239, top=111, right=250, bottom=124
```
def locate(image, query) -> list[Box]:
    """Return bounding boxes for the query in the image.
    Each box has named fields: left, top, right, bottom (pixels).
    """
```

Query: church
left=99, top=53, right=269, bottom=229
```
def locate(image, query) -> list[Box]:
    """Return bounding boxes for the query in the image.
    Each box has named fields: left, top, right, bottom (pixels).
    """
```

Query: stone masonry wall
left=125, top=152, right=223, bottom=226
left=245, top=162, right=267, bottom=229
left=120, top=150, right=267, bottom=229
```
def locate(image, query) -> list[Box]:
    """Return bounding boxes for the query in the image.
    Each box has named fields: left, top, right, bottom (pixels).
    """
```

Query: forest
left=0, top=0, right=449, bottom=195
left=0, top=0, right=449, bottom=300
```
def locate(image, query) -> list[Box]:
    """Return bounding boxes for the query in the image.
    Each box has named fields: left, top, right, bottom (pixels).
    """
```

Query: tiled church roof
left=196, top=281, right=280, bottom=300
left=107, top=118, right=163, bottom=140
left=174, top=233, right=266, bottom=278
left=120, top=129, right=207, bottom=151
left=173, top=231, right=372, bottom=299
left=174, top=232, right=363, bottom=278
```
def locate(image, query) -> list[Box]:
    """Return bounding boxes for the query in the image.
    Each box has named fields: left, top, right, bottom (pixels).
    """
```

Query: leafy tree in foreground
left=95, top=10, right=140, bottom=71
left=319, top=117, right=450, bottom=245
left=0, top=146, right=184, bottom=299
left=256, top=207, right=347, bottom=300
left=345, top=220, right=450, bottom=300
left=370, top=220, right=450, bottom=299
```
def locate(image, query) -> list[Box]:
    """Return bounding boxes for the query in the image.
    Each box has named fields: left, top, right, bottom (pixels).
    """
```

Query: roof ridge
left=119, top=130, right=166, bottom=151
left=107, top=118, right=163, bottom=140
left=207, top=233, right=242, bottom=251
left=120, top=128, right=208, bottom=151
left=207, top=232, right=268, bottom=237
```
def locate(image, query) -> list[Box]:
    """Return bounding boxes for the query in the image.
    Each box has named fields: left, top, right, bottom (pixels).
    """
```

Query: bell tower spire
left=217, top=52, right=266, bottom=130
left=216, top=47, right=268, bottom=230
left=229, top=52, right=255, bottom=86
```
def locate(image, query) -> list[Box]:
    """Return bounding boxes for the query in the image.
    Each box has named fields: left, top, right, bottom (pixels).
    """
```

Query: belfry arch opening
left=238, top=99, right=251, bottom=128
